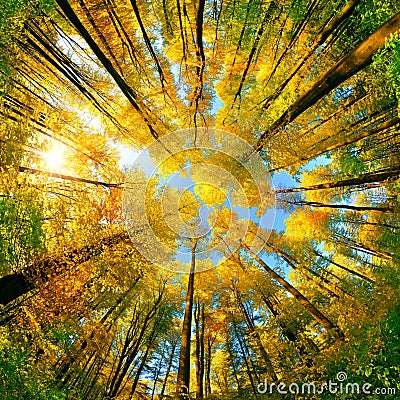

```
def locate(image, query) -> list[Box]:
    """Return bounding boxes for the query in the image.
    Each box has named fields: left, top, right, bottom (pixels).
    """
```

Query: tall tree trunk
left=243, top=244, right=344, bottom=341
left=270, top=116, right=400, bottom=172
left=129, top=340, right=153, bottom=397
left=225, top=2, right=275, bottom=115
left=16, top=165, right=122, bottom=188
left=150, top=352, right=164, bottom=400
left=225, top=337, right=242, bottom=391
left=106, top=287, right=165, bottom=398
left=314, top=250, right=374, bottom=283
left=231, top=319, right=258, bottom=400
left=130, top=0, right=167, bottom=88
left=54, top=0, right=160, bottom=139
left=56, top=283, right=137, bottom=383
left=194, top=300, right=205, bottom=399
left=255, top=12, right=400, bottom=149
left=261, top=291, right=319, bottom=365
left=160, top=341, right=177, bottom=399
left=0, top=232, right=129, bottom=305
left=231, top=285, right=278, bottom=381
left=176, top=241, right=197, bottom=399
left=278, top=197, right=395, bottom=213
left=275, top=166, right=400, bottom=193
left=0, top=274, right=33, bottom=305
left=204, top=336, right=213, bottom=397
left=265, top=242, right=355, bottom=300
left=331, top=233, right=394, bottom=260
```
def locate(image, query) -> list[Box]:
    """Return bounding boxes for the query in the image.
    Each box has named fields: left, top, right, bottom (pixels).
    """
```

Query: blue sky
left=119, top=144, right=303, bottom=235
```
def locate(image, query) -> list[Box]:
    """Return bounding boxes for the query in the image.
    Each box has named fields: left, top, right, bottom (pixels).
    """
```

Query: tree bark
left=106, top=287, right=165, bottom=398
left=0, top=274, right=33, bottom=305
left=194, top=300, right=205, bottom=399
left=176, top=241, right=197, bottom=399
left=160, top=341, right=177, bottom=399
left=314, top=250, right=375, bottom=283
left=265, top=242, right=355, bottom=300
left=54, top=0, right=160, bottom=139
left=204, top=336, right=213, bottom=397
left=275, top=166, right=400, bottom=193
left=278, top=197, right=395, bottom=213
left=130, top=0, right=167, bottom=88
left=16, top=165, right=122, bottom=188
left=0, top=232, right=129, bottom=305
left=231, top=318, right=258, bottom=400
left=231, top=285, right=278, bottom=381
left=243, top=243, right=344, bottom=341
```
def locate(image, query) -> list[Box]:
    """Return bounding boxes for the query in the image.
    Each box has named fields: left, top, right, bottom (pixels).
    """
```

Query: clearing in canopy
left=0, top=0, right=400, bottom=399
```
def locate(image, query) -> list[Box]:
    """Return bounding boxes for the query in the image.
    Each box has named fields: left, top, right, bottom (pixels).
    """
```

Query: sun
left=44, top=146, right=64, bottom=170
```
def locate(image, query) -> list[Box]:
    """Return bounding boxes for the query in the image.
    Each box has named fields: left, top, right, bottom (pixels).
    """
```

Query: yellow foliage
left=285, top=207, right=329, bottom=242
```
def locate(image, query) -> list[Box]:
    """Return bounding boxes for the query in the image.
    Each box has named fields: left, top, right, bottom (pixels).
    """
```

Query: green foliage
left=0, top=191, right=44, bottom=274
left=360, top=0, right=400, bottom=31
left=373, top=32, right=400, bottom=111
left=335, top=148, right=366, bottom=177
left=0, top=0, right=56, bottom=94
left=318, top=304, right=400, bottom=400
left=0, top=327, right=70, bottom=400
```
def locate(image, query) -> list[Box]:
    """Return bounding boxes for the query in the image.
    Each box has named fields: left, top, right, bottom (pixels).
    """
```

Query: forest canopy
left=0, top=0, right=400, bottom=399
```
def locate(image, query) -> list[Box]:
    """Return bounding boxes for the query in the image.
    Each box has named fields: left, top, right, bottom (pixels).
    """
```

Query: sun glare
left=44, top=147, right=64, bottom=170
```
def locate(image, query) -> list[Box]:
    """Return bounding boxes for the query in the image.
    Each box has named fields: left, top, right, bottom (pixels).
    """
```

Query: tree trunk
left=129, top=341, right=153, bottom=397
left=130, top=0, right=166, bottom=88
left=150, top=352, right=164, bottom=400
left=261, top=292, right=319, bottom=365
left=56, top=279, right=140, bottom=383
left=225, top=338, right=242, bottom=391
left=275, top=166, right=400, bottom=193
left=231, top=285, right=278, bottom=381
left=176, top=241, right=197, bottom=399
left=314, top=250, right=374, bottom=283
left=231, top=318, right=258, bottom=400
left=160, top=341, right=177, bottom=399
left=194, top=300, right=205, bottom=399
left=106, top=287, right=165, bottom=398
left=16, top=165, right=121, bottom=188
left=0, top=232, right=129, bottom=306
left=0, top=273, right=33, bottom=305
left=54, top=0, right=160, bottom=139
left=262, top=0, right=325, bottom=92
left=204, top=336, right=213, bottom=397
left=278, top=197, right=395, bottom=213
left=265, top=242, right=355, bottom=300
left=243, top=243, right=344, bottom=341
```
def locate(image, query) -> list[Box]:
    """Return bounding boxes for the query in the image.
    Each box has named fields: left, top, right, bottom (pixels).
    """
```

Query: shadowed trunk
left=275, top=166, right=400, bottom=193
left=0, top=273, right=34, bottom=305
left=0, top=232, right=129, bottom=306
left=176, top=241, right=197, bottom=399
